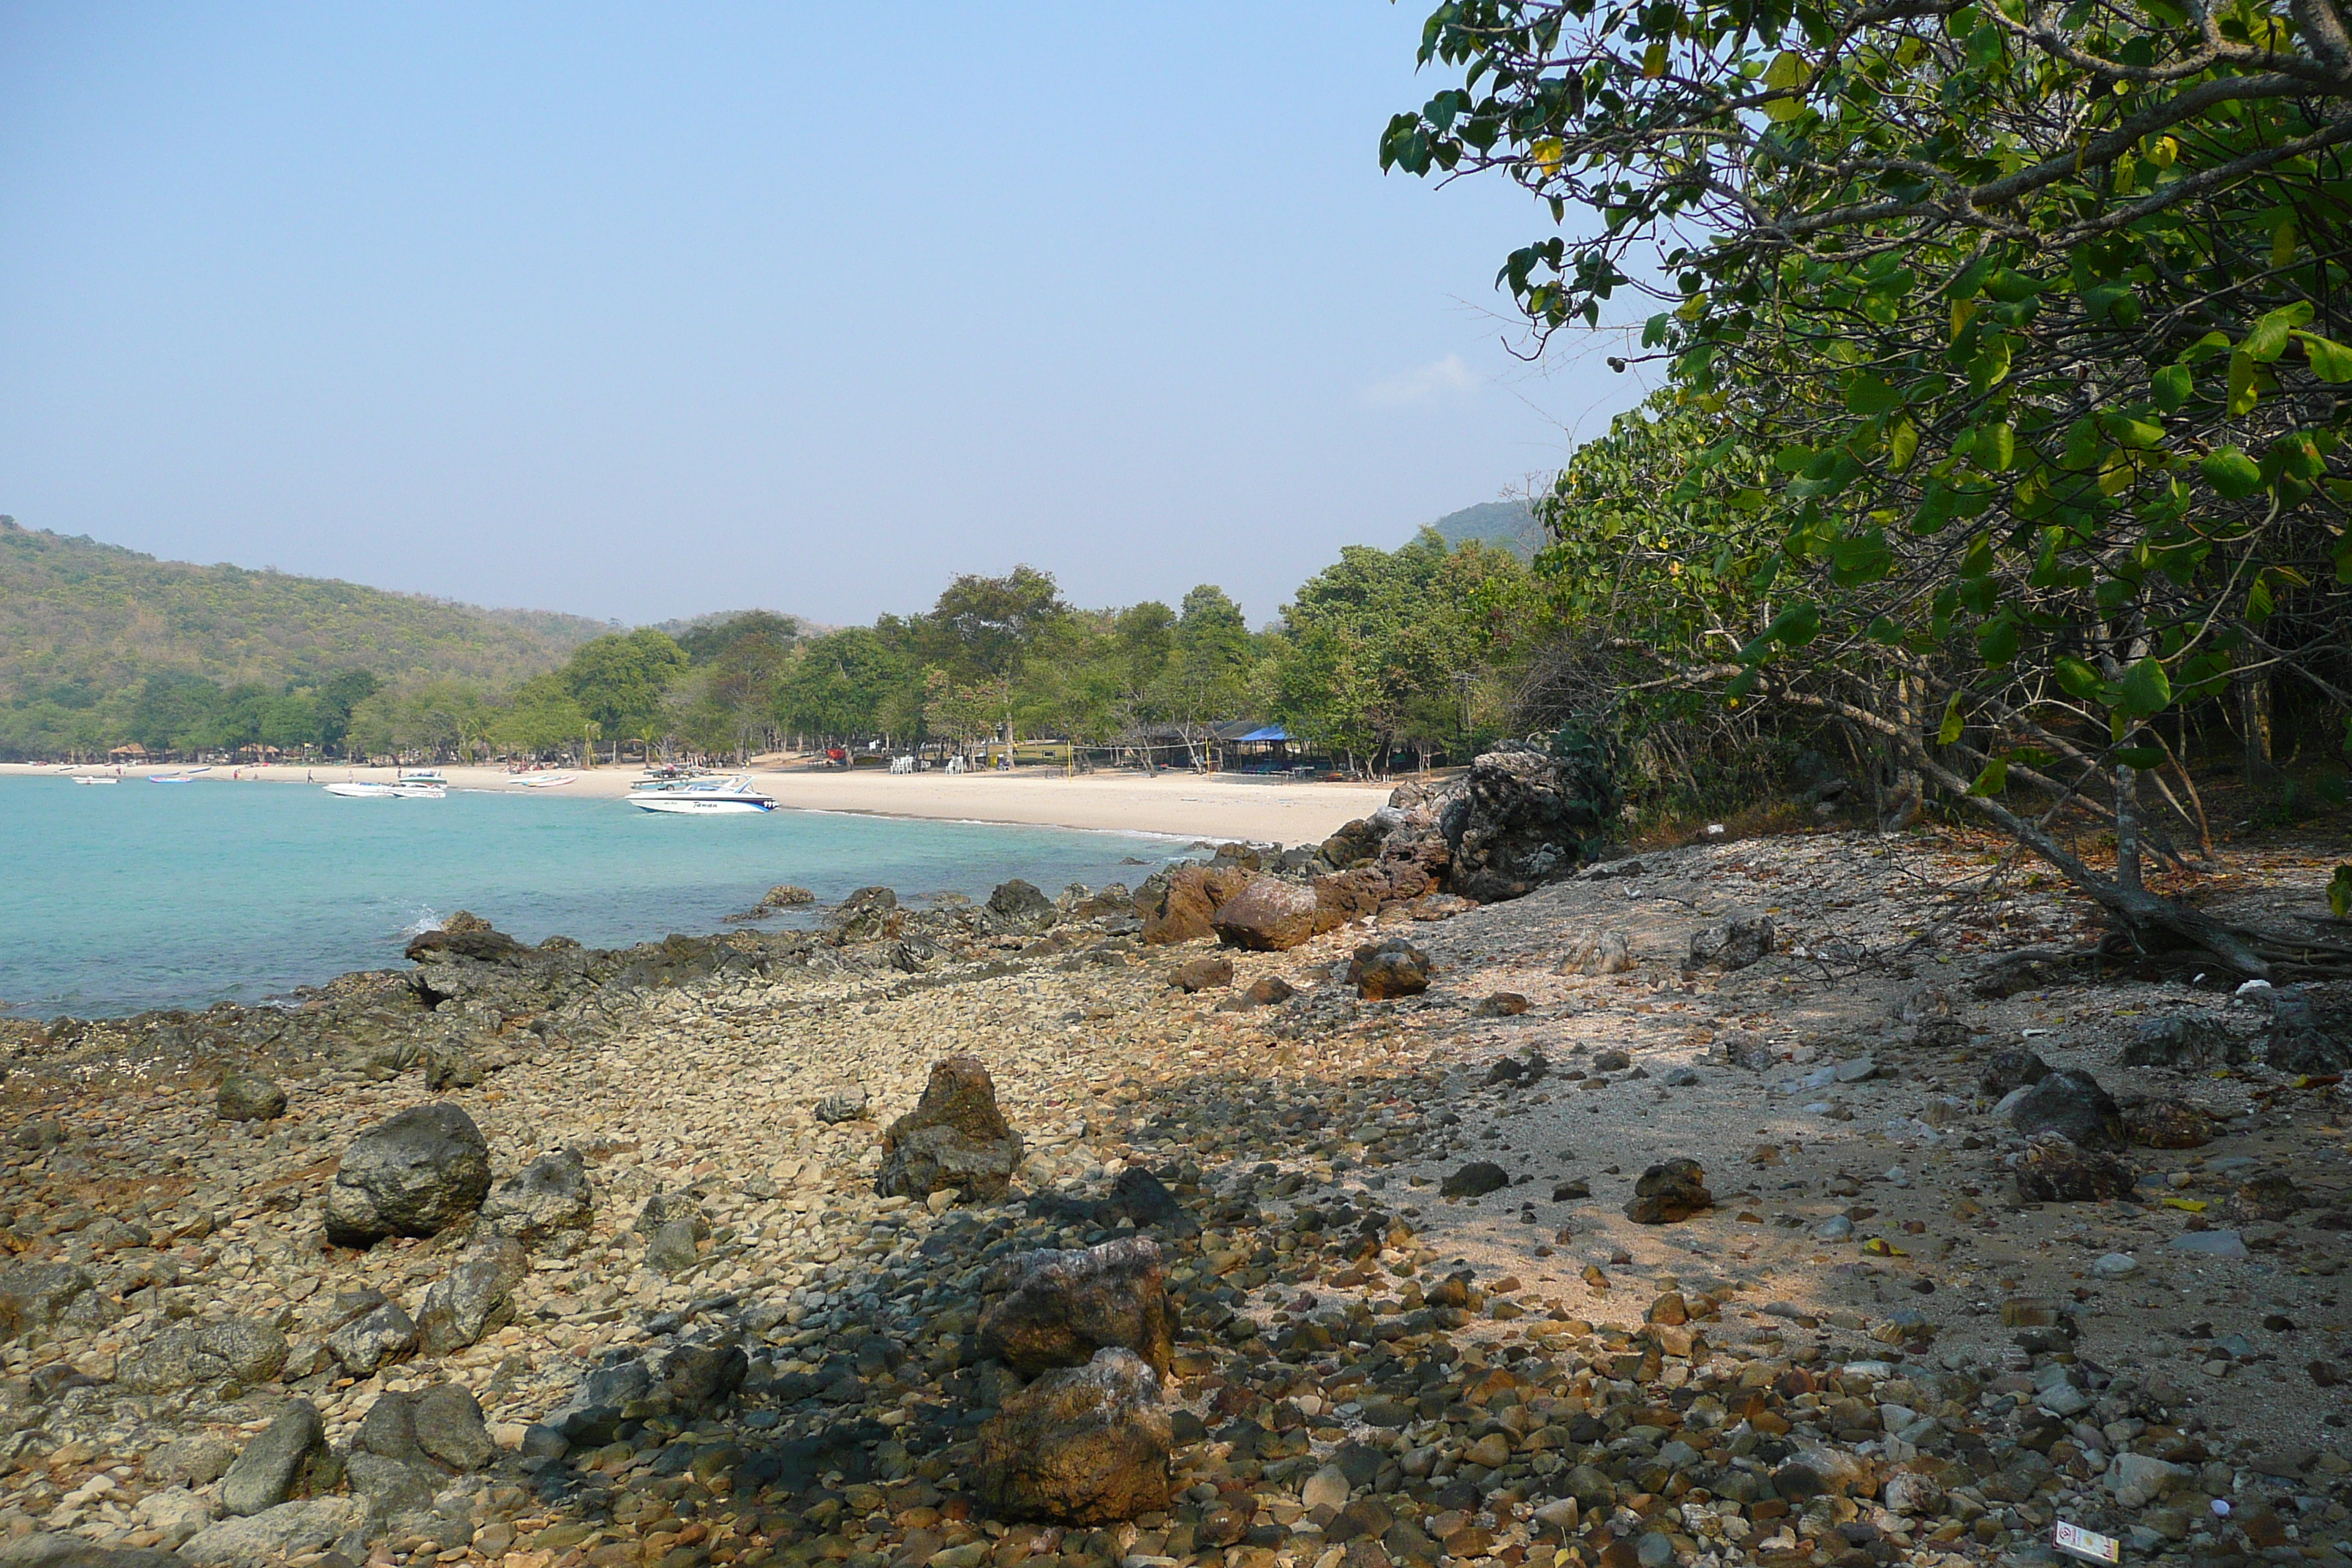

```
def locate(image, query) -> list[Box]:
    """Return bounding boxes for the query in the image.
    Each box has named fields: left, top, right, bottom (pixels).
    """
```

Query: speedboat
left=627, top=774, right=774, bottom=814
left=325, top=770, right=447, bottom=800
left=72, top=775, right=118, bottom=786
left=510, top=772, right=576, bottom=789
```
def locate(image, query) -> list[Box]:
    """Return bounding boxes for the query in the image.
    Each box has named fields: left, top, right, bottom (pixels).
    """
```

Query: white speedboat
left=325, top=770, right=448, bottom=800
left=71, top=774, right=119, bottom=786
left=627, top=774, right=774, bottom=814
left=510, top=772, right=576, bottom=789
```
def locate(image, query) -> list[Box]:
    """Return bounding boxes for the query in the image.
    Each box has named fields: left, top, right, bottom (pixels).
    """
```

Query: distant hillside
left=0, top=518, right=616, bottom=703
left=1428, top=498, right=1544, bottom=559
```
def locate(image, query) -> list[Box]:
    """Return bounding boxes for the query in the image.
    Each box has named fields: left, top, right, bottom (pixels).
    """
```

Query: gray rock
left=2168, top=1229, right=2248, bottom=1258
left=660, top=1341, right=749, bottom=1411
left=416, top=1237, right=527, bottom=1354
left=1978, top=1049, right=2051, bottom=1097
left=1882, top=1472, right=1944, bottom=1516
left=985, top=878, right=1059, bottom=935
left=326, top=1299, right=418, bottom=1375
left=813, top=1090, right=870, bottom=1124
left=643, top=1218, right=704, bottom=1276
left=2267, top=984, right=2352, bottom=1073
left=2091, top=1252, right=2138, bottom=1278
left=178, top=1499, right=356, bottom=1567
left=0, top=1535, right=181, bottom=1568
left=220, top=1402, right=331, bottom=1517
left=357, top=1386, right=431, bottom=1466
left=1689, top=916, right=1774, bottom=970
left=1440, top=747, right=1616, bottom=902
left=412, top=1383, right=494, bottom=1471
left=323, top=1102, right=492, bottom=1248
left=142, top=1436, right=238, bottom=1488
left=1564, top=930, right=1634, bottom=976
left=2122, top=1014, right=2250, bottom=1068
left=0, top=1262, right=113, bottom=1343
left=214, top=1072, right=287, bottom=1122
left=1832, top=1055, right=1877, bottom=1082
left=1814, top=1215, right=1855, bottom=1242
left=1439, top=1161, right=1510, bottom=1199
left=341, top=1450, right=441, bottom=1521
left=2009, top=1068, right=2125, bottom=1150
left=477, top=1147, right=592, bottom=1252
left=2108, top=1452, right=2193, bottom=1508
left=116, top=1317, right=287, bottom=1392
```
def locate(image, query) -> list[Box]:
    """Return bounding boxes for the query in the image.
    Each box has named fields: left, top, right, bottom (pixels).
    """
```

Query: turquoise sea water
left=0, top=777, right=1175, bottom=1019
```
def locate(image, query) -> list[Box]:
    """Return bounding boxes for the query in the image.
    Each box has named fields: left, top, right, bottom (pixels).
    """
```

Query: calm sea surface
left=0, top=777, right=1177, bottom=1019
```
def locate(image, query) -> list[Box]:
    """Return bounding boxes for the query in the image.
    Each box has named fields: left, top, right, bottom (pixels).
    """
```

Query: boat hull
left=629, top=795, right=774, bottom=814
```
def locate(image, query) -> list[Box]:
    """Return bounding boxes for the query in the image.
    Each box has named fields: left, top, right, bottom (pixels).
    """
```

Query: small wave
left=396, top=906, right=443, bottom=940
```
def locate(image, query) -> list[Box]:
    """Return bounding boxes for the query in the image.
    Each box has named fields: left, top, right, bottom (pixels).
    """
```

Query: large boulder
left=415, top=1238, right=527, bottom=1354
left=875, top=1056, right=1025, bottom=1203
left=323, top=1103, right=492, bottom=1248
left=215, top=1073, right=287, bottom=1123
left=975, top=1348, right=1173, bottom=1524
left=827, top=886, right=903, bottom=946
left=2011, top=1134, right=2136, bottom=1202
left=404, top=916, right=527, bottom=965
left=1624, top=1159, right=1712, bottom=1224
left=2267, top=984, right=2352, bottom=1073
left=2121, top=1014, right=2250, bottom=1068
left=1440, top=746, right=1616, bottom=902
left=478, top=1147, right=593, bottom=1253
left=978, top=1237, right=1175, bottom=1379
left=985, top=879, right=1059, bottom=935
left=1689, top=916, right=1776, bottom=970
left=2009, top=1069, right=2125, bottom=1151
left=116, top=1318, right=288, bottom=1392
left=1134, top=865, right=1254, bottom=946
left=219, top=1403, right=334, bottom=1518
left=1210, top=876, right=1322, bottom=952
left=0, top=1262, right=113, bottom=1343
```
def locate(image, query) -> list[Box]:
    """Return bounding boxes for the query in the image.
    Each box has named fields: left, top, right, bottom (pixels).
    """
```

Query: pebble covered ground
left=0, top=828, right=2344, bottom=1568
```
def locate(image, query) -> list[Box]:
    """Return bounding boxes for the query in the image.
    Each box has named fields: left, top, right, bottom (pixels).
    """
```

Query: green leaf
left=2240, top=301, right=2315, bottom=363
left=2113, top=745, right=2168, bottom=769
left=1844, top=374, right=1903, bottom=415
left=2295, top=331, right=2352, bottom=382
left=2152, top=362, right=2192, bottom=412
left=1937, top=690, right=1964, bottom=745
left=2117, top=656, right=2172, bottom=717
left=2228, top=350, right=2261, bottom=415
left=2100, top=411, right=2166, bottom=450
left=2054, top=656, right=2101, bottom=698
left=1968, top=758, right=2009, bottom=796
left=1980, top=423, right=2016, bottom=471
left=1968, top=335, right=2013, bottom=391
left=1888, top=418, right=1919, bottom=471
left=2329, top=864, right=2352, bottom=920
left=1761, top=601, right=1821, bottom=646
left=2200, top=446, right=2266, bottom=499
left=1977, top=617, right=2021, bottom=665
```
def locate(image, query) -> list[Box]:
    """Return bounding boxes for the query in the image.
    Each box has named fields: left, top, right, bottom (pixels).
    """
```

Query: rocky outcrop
left=874, top=1057, right=1025, bottom=1203
left=828, top=886, right=903, bottom=946
left=975, top=1348, right=1173, bottom=1524
left=985, top=879, right=1058, bottom=935
left=1437, top=746, right=1617, bottom=902
left=1209, top=876, right=1322, bottom=952
left=1134, top=865, right=1254, bottom=946
left=978, top=1237, right=1175, bottom=1379
left=323, top=1103, right=492, bottom=1248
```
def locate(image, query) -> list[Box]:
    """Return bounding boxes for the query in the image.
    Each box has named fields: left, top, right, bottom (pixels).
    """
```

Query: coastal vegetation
left=1381, top=0, right=2352, bottom=968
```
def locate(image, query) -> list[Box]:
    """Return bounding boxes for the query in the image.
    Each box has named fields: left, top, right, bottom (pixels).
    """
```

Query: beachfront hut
left=108, top=744, right=148, bottom=761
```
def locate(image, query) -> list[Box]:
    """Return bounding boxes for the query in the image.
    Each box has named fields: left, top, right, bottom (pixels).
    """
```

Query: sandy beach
left=0, top=761, right=1396, bottom=844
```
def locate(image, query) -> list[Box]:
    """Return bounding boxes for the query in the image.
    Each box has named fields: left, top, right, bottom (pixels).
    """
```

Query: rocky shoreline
left=0, top=758, right=2346, bottom=1568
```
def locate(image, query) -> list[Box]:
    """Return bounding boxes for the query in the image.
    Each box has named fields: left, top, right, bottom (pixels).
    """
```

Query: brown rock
left=1166, top=955, right=1234, bottom=992
left=2227, top=1172, right=2305, bottom=1221
left=1347, top=937, right=1431, bottom=1000
left=1210, top=876, right=1323, bottom=951
left=2011, top=1133, right=2135, bottom=1202
left=1473, top=992, right=1531, bottom=1018
left=1239, top=976, right=1295, bottom=1009
left=1136, top=867, right=1254, bottom=946
left=977, top=1237, right=1175, bottom=1379
left=1624, top=1159, right=1711, bottom=1224
left=874, top=1057, right=1025, bottom=1203
left=2121, top=1097, right=2216, bottom=1149
left=974, top=1348, right=1173, bottom=1524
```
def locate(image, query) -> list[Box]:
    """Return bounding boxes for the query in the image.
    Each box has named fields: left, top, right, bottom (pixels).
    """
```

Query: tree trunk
left=2114, top=762, right=2145, bottom=894
left=2236, top=671, right=2280, bottom=785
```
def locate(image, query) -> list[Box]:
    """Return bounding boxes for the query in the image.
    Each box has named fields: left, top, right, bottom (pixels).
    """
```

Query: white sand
left=3, top=760, right=1395, bottom=844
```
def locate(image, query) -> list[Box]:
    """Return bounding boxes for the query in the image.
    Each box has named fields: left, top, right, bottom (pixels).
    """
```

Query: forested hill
left=0, top=519, right=614, bottom=703
left=1427, top=499, right=1542, bottom=559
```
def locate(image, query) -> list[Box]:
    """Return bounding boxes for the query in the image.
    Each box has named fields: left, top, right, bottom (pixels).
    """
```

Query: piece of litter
left=2054, top=1522, right=2121, bottom=1564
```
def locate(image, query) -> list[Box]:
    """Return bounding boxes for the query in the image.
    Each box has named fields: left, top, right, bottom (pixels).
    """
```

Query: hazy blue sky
left=0, top=4, right=1648, bottom=627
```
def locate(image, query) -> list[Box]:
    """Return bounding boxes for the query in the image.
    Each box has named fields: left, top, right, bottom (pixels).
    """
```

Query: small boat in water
left=71, top=775, right=118, bottom=786
left=627, top=774, right=774, bottom=814
left=325, top=769, right=448, bottom=800
left=509, top=772, right=576, bottom=789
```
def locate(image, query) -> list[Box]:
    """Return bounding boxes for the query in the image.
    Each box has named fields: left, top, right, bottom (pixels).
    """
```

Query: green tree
left=776, top=627, right=919, bottom=742
left=562, top=630, right=688, bottom=759
left=496, top=674, right=591, bottom=758
left=1386, top=0, right=2352, bottom=972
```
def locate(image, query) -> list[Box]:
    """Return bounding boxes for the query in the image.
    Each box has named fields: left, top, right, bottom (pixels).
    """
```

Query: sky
left=0, top=3, right=1652, bottom=628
